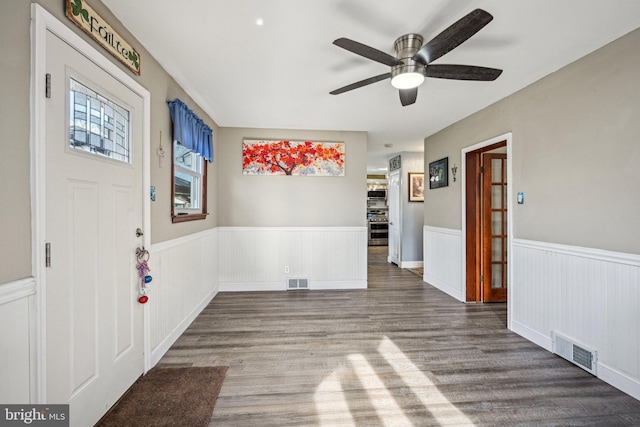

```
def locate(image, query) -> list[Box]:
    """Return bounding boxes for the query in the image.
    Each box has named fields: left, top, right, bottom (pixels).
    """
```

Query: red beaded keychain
left=135, top=247, right=152, bottom=304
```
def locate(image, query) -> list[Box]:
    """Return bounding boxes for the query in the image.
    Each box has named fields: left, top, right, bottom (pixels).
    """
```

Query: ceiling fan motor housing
left=392, top=34, right=425, bottom=79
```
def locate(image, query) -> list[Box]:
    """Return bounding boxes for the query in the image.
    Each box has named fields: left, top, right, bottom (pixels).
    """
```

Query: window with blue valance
left=167, top=99, right=213, bottom=162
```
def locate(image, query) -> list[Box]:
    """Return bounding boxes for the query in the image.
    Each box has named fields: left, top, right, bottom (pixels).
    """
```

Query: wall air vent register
left=287, top=278, right=309, bottom=290
left=552, top=331, right=597, bottom=375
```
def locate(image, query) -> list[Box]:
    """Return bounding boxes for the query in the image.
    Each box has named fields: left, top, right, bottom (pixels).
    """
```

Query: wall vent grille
left=287, top=278, right=309, bottom=290
left=552, top=331, right=597, bottom=375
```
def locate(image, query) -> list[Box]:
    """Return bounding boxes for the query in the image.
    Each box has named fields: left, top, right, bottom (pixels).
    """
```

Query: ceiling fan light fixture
left=391, top=34, right=426, bottom=89
left=391, top=63, right=425, bottom=89
left=391, top=71, right=424, bottom=89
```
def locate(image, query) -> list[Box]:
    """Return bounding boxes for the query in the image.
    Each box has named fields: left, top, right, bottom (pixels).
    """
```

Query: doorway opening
left=465, top=139, right=508, bottom=303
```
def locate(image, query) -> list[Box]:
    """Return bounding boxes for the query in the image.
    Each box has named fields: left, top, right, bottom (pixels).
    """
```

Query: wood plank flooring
left=158, top=246, right=640, bottom=426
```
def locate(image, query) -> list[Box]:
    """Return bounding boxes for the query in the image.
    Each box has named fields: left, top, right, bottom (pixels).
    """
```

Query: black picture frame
left=429, top=157, right=448, bottom=189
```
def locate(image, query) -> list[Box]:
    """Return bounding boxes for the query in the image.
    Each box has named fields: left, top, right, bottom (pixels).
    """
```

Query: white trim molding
left=512, top=238, right=640, bottom=401
left=513, top=238, right=640, bottom=267
left=399, top=261, right=424, bottom=269
left=423, top=226, right=463, bottom=301
left=148, top=228, right=219, bottom=368
left=218, top=227, right=368, bottom=291
left=0, top=278, right=37, bottom=404
left=149, top=288, right=217, bottom=368
left=219, top=280, right=367, bottom=292
left=0, top=278, right=36, bottom=306
left=599, top=364, right=640, bottom=403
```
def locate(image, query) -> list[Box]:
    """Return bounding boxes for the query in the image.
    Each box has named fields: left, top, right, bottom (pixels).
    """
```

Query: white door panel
left=45, top=30, right=144, bottom=426
left=388, top=171, right=400, bottom=265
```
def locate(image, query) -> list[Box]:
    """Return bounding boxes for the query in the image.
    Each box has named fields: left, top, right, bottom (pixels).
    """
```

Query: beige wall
left=0, top=3, right=32, bottom=283
left=0, top=0, right=219, bottom=283
left=424, top=27, right=640, bottom=255
left=218, top=128, right=367, bottom=227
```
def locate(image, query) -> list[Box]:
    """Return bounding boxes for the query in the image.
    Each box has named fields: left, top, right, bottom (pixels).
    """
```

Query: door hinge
left=479, top=166, right=484, bottom=174
left=480, top=275, right=484, bottom=282
left=45, top=242, right=51, bottom=267
left=45, top=73, right=51, bottom=98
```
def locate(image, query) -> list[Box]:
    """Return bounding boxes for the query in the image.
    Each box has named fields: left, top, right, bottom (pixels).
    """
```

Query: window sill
left=172, top=213, right=208, bottom=223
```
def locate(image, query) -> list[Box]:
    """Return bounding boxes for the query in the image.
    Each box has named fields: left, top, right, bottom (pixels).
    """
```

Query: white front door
left=388, top=171, right=400, bottom=265
left=44, top=29, right=144, bottom=426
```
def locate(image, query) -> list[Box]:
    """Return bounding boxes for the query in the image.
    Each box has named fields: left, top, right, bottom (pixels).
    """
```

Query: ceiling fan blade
left=333, top=38, right=402, bottom=67
left=330, top=73, right=391, bottom=95
left=425, top=64, right=502, bottom=81
left=399, top=88, right=418, bottom=106
left=413, top=9, right=493, bottom=65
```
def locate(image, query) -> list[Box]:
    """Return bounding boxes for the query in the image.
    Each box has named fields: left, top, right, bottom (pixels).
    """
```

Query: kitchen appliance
left=367, top=189, right=387, bottom=200
left=368, top=216, right=389, bottom=246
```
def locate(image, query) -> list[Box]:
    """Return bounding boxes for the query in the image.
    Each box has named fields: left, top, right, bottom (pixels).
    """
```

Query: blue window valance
left=167, top=99, right=213, bottom=162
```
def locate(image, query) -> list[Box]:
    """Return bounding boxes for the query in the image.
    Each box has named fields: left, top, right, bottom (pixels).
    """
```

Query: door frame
left=460, top=133, right=513, bottom=322
left=465, top=144, right=506, bottom=302
left=30, top=4, right=151, bottom=402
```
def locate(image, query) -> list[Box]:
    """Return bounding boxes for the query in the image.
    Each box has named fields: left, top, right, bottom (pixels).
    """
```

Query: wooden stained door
left=481, top=153, right=507, bottom=302
left=465, top=140, right=507, bottom=303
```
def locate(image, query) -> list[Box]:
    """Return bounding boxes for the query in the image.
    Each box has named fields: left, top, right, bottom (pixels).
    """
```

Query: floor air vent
left=552, top=331, right=597, bottom=375
left=287, top=278, right=309, bottom=290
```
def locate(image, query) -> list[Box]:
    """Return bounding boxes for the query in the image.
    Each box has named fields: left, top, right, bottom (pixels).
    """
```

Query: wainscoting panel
left=218, top=228, right=281, bottom=285
left=512, top=239, right=640, bottom=400
left=423, top=226, right=463, bottom=301
left=218, top=227, right=367, bottom=291
left=0, top=278, right=36, bottom=403
left=148, top=229, right=218, bottom=367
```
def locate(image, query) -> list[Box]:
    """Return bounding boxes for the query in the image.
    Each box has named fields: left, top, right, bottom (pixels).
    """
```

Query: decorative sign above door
left=389, top=155, right=401, bottom=172
left=66, top=0, right=141, bottom=75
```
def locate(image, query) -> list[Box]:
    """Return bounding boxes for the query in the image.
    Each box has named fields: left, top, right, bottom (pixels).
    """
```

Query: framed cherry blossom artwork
left=242, top=139, right=345, bottom=176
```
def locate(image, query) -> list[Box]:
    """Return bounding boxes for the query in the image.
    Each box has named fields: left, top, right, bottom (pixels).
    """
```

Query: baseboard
left=149, top=287, right=218, bottom=368
left=219, top=280, right=368, bottom=292
left=311, top=281, right=367, bottom=290
left=510, top=320, right=553, bottom=352
left=219, top=282, right=285, bottom=292
left=423, top=274, right=463, bottom=302
left=598, top=363, right=640, bottom=401
left=400, top=261, right=423, bottom=269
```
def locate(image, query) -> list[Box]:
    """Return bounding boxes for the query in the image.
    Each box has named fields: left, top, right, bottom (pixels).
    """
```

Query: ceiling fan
left=330, top=9, right=503, bottom=106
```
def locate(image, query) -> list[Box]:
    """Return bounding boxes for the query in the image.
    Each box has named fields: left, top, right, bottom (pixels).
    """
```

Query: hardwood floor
left=158, top=246, right=640, bottom=426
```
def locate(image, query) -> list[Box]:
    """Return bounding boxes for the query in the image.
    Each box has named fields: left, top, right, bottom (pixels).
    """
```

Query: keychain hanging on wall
left=135, top=247, right=152, bottom=304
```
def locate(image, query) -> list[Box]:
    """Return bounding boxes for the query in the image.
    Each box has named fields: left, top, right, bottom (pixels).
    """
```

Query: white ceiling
left=102, top=0, right=640, bottom=173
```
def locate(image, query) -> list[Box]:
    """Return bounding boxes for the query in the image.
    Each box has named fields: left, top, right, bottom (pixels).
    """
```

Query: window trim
left=171, top=140, right=208, bottom=223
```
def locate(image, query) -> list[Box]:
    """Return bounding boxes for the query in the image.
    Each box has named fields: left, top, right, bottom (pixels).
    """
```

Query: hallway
left=157, top=246, right=640, bottom=426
